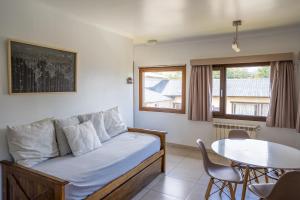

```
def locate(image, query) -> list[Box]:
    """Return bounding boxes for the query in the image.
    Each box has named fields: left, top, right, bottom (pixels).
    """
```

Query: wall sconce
left=127, top=77, right=133, bottom=84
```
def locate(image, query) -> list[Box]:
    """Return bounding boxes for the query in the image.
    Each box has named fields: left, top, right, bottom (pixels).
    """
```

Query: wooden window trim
left=139, top=66, right=186, bottom=114
left=213, top=114, right=267, bottom=122
left=212, top=62, right=271, bottom=122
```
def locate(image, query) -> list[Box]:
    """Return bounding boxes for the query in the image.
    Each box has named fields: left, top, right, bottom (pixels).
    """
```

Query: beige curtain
left=296, top=93, right=300, bottom=132
left=188, top=65, right=212, bottom=121
left=267, top=61, right=296, bottom=128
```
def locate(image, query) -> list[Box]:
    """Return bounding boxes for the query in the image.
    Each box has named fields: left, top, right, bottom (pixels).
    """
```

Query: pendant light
left=232, top=20, right=242, bottom=52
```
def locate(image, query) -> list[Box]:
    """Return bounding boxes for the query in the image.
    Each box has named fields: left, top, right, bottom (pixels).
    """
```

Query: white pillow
left=78, top=112, right=111, bottom=142
left=7, top=119, right=59, bottom=167
left=63, top=121, right=102, bottom=156
left=54, top=116, right=80, bottom=156
left=103, top=107, right=127, bottom=137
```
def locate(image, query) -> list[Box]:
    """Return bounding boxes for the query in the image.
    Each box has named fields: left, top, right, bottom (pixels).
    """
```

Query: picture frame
left=8, top=39, right=77, bottom=94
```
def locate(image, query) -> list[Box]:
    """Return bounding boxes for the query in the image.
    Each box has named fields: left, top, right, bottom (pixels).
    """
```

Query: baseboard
left=167, top=142, right=198, bottom=151
left=166, top=142, right=215, bottom=154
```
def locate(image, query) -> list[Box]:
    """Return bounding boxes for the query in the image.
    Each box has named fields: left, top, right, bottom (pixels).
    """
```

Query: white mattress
left=33, top=132, right=161, bottom=200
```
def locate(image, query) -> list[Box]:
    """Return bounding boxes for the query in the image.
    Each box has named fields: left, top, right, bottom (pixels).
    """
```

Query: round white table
left=211, top=139, right=300, bottom=200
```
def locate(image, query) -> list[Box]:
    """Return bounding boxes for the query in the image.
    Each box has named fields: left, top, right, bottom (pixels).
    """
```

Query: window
left=231, top=102, right=270, bottom=116
left=212, top=63, right=271, bottom=121
left=139, top=66, right=186, bottom=113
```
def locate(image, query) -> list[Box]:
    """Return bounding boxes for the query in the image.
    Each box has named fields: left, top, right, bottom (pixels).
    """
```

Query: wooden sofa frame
left=1, top=128, right=167, bottom=200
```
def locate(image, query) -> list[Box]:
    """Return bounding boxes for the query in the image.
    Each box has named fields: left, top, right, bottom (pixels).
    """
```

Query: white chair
left=197, top=139, right=243, bottom=200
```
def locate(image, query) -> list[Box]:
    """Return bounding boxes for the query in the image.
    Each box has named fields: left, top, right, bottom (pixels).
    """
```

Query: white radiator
left=213, top=122, right=260, bottom=140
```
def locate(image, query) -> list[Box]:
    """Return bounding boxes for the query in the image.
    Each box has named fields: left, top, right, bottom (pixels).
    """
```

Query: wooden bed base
left=1, top=128, right=167, bottom=200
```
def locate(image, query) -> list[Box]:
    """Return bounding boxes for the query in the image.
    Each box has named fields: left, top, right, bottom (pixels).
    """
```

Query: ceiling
left=35, top=0, right=300, bottom=44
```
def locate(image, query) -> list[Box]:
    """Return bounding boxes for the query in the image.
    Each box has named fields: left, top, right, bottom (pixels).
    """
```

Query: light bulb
left=232, top=42, right=240, bottom=52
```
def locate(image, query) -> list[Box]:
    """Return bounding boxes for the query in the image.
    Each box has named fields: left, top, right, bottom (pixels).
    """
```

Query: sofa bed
left=1, top=107, right=166, bottom=200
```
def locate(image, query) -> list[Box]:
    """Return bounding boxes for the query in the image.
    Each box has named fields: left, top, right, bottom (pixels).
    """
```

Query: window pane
left=212, top=70, right=220, bottom=112
left=143, top=71, right=182, bottom=109
left=226, top=66, right=271, bottom=116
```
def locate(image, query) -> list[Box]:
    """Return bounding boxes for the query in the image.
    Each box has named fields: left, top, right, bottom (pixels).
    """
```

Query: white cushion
left=78, top=112, right=111, bottom=142
left=103, top=107, right=127, bottom=137
left=63, top=121, right=102, bottom=156
left=54, top=116, right=80, bottom=156
left=7, top=119, right=59, bottom=167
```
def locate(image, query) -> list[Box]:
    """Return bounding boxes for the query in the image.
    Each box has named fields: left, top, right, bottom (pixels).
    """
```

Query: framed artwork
left=8, top=39, right=77, bottom=94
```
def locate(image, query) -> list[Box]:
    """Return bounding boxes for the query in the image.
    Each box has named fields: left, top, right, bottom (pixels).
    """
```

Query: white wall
left=134, top=26, right=300, bottom=150
left=0, top=0, right=133, bottom=196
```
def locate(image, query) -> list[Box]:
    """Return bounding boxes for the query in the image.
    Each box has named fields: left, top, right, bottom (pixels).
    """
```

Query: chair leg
left=233, top=183, right=237, bottom=194
left=205, top=178, right=214, bottom=200
left=219, top=181, right=226, bottom=196
left=228, top=183, right=236, bottom=200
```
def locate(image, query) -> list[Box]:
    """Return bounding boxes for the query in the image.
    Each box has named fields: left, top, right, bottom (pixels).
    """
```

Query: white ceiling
left=35, top=0, right=300, bottom=44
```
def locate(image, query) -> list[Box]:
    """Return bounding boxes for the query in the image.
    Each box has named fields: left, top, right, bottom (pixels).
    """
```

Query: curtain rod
left=190, top=53, right=294, bottom=66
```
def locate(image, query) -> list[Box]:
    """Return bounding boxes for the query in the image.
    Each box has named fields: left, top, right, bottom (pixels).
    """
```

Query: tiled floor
left=131, top=145, right=261, bottom=200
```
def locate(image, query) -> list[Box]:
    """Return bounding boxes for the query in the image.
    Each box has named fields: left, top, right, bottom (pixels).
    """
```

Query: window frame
left=212, top=62, right=271, bottom=121
left=139, top=65, right=186, bottom=114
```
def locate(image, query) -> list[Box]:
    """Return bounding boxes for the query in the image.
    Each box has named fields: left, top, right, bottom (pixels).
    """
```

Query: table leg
left=241, top=166, right=250, bottom=200
left=264, top=168, right=269, bottom=183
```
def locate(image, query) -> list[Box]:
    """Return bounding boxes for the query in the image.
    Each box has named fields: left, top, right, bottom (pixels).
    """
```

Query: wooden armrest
left=127, top=127, right=167, bottom=149
left=127, top=127, right=167, bottom=136
left=1, top=160, right=68, bottom=199
left=128, top=127, right=167, bottom=173
left=1, top=160, right=68, bottom=186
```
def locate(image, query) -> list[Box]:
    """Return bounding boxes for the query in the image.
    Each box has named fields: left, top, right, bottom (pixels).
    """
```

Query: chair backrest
left=228, top=129, right=250, bottom=139
left=268, top=171, right=300, bottom=200
left=196, top=139, right=213, bottom=175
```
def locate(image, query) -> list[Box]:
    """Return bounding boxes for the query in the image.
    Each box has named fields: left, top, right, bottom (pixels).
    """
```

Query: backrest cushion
left=103, top=107, right=127, bottom=137
left=54, top=116, right=80, bottom=156
left=63, top=121, right=102, bottom=156
left=7, top=119, right=59, bottom=167
left=78, top=112, right=111, bottom=142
